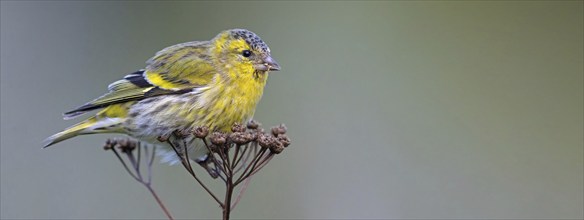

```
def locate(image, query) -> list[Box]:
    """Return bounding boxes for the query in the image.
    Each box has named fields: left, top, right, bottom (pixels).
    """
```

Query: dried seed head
left=210, top=132, right=227, bottom=145
left=257, top=133, right=276, bottom=148
left=174, top=129, right=191, bottom=138
left=103, top=139, right=114, bottom=150
left=193, top=126, right=209, bottom=138
left=247, top=131, right=258, bottom=141
left=229, top=132, right=250, bottom=145
left=277, top=134, right=291, bottom=147
left=231, top=123, right=246, bottom=133
left=271, top=124, right=287, bottom=136
left=247, top=120, right=260, bottom=129
left=269, top=140, right=285, bottom=154
left=157, top=135, right=169, bottom=142
left=118, top=139, right=137, bottom=153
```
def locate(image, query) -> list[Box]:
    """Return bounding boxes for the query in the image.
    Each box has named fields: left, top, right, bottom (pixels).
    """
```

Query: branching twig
left=165, top=136, right=224, bottom=206
left=104, top=140, right=174, bottom=220
left=231, top=176, right=252, bottom=210
left=105, top=121, right=290, bottom=220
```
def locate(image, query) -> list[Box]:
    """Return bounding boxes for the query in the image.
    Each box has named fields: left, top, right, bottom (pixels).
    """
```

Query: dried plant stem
left=202, top=139, right=224, bottom=176
left=249, top=154, right=274, bottom=177
left=231, top=176, right=252, bottom=210
left=166, top=137, right=224, bottom=207
left=108, top=142, right=173, bottom=220
left=105, top=122, right=289, bottom=220
left=235, top=148, right=267, bottom=185
left=144, top=182, right=173, bottom=220
left=223, top=175, right=234, bottom=220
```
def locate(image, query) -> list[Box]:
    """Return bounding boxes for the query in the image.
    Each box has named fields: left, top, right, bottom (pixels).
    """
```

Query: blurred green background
left=1, top=1, right=582, bottom=219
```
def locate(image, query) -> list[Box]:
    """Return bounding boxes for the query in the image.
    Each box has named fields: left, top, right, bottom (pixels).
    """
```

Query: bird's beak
left=265, top=56, right=281, bottom=71
left=255, top=56, right=281, bottom=71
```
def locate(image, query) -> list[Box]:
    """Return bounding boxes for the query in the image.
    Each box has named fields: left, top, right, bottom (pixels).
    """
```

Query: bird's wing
left=63, top=41, right=217, bottom=119
left=143, top=41, right=216, bottom=90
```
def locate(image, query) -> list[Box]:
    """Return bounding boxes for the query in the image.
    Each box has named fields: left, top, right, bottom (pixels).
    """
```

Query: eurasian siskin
left=43, top=29, right=280, bottom=163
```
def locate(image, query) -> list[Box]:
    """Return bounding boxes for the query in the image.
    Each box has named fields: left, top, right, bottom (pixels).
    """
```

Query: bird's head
left=211, top=29, right=280, bottom=78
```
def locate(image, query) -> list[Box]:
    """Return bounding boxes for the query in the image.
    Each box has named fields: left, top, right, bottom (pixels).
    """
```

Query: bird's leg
left=197, top=155, right=220, bottom=179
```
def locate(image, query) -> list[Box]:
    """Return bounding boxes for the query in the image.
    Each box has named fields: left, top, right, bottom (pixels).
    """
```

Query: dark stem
left=233, top=143, right=254, bottom=174
left=235, top=148, right=267, bottom=185
left=167, top=138, right=224, bottom=206
left=147, top=146, right=156, bottom=184
left=109, top=143, right=174, bottom=220
left=232, top=144, right=247, bottom=171
left=223, top=175, right=234, bottom=220
left=202, top=138, right=226, bottom=177
left=230, top=145, right=240, bottom=171
left=126, top=150, right=143, bottom=180
left=231, top=176, right=252, bottom=210
left=137, top=143, right=142, bottom=171
left=217, top=145, right=232, bottom=175
left=182, top=139, right=195, bottom=176
left=110, top=147, right=139, bottom=181
left=248, top=154, right=275, bottom=177
left=144, top=182, right=173, bottom=220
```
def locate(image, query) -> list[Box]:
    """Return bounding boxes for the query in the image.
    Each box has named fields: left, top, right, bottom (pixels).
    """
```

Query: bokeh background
left=1, top=1, right=582, bottom=219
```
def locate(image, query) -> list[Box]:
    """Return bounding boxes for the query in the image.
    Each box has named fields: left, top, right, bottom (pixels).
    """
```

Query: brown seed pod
left=103, top=139, right=114, bottom=150
left=210, top=132, right=227, bottom=145
left=118, top=139, right=137, bottom=153
left=271, top=124, right=287, bottom=136
left=269, top=141, right=285, bottom=154
left=174, top=129, right=191, bottom=138
left=257, top=133, right=275, bottom=148
left=246, top=131, right=258, bottom=142
left=277, top=134, right=291, bottom=147
left=157, top=135, right=169, bottom=142
left=231, top=123, right=246, bottom=133
left=229, top=132, right=250, bottom=145
left=246, top=120, right=260, bottom=129
left=193, top=126, right=209, bottom=138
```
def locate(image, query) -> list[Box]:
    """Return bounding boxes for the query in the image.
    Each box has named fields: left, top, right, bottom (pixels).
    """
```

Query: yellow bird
left=43, top=29, right=280, bottom=163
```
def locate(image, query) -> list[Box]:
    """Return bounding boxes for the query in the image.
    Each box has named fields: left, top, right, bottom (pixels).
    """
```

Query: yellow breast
left=196, top=70, right=268, bottom=131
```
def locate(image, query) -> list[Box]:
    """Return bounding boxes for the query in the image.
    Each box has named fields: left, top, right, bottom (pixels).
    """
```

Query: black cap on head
left=230, top=29, right=270, bottom=53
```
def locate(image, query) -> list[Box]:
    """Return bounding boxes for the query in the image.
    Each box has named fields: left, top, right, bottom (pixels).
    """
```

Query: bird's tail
left=42, top=116, right=123, bottom=148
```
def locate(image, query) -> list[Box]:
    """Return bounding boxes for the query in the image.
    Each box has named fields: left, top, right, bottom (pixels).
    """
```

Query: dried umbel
left=173, top=129, right=191, bottom=138
left=157, top=135, right=170, bottom=142
left=229, top=132, right=252, bottom=145
left=103, top=138, right=171, bottom=219
left=103, top=138, right=137, bottom=153
left=231, top=123, right=246, bottom=133
left=269, top=140, right=285, bottom=154
left=277, top=134, right=291, bottom=147
left=257, top=133, right=276, bottom=148
left=246, top=120, right=260, bottom=129
left=271, top=124, right=287, bottom=137
left=106, top=121, right=290, bottom=220
left=193, top=126, right=209, bottom=138
left=210, top=132, right=227, bottom=145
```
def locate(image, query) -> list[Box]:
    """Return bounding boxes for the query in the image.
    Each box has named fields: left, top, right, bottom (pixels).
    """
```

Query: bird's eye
left=242, top=50, right=252, bottom=57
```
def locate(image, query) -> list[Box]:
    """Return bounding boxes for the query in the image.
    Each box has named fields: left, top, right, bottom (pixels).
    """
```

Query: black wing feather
left=63, top=70, right=190, bottom=119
